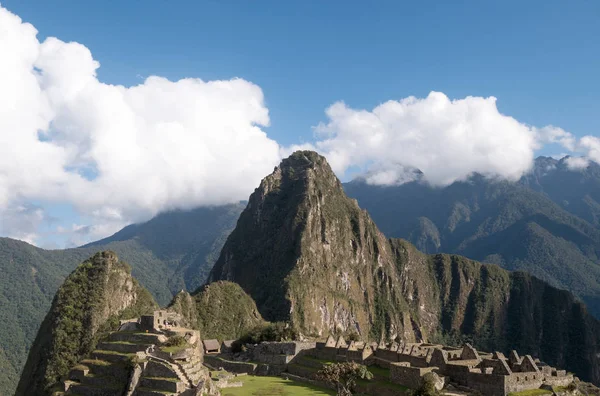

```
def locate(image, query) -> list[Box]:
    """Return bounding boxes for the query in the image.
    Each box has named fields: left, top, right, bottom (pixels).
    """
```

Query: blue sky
left=0, top=0, right=598, bottom=247
left=5, top=0, right=598, bottom=143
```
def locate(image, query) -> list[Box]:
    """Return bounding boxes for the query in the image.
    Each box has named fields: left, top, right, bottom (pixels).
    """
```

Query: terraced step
left=97, top=341, right=152, bottom=354
left=80, top=374, right=121, bottom=387
left=134, top=388, right=177, bottom=396
left=91, top=350, right=133, bottom=363
left=80, top=359, right=122, bottom=377
left=139, top=377, right=186, bottom=393
left=67, top=382, right=123, bottom=396
left=108, top=331, right=167, bottom=344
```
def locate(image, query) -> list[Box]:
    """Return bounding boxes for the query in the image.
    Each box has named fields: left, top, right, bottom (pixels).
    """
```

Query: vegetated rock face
left=209, top=150, right=435, bottom=340
left=343, top=159, right=600, bottom=320
left=193, top=280, right=265, bottom=341
left=16, top=251, right=158, bottom=396
left=209, top=150, right=600, bottom=384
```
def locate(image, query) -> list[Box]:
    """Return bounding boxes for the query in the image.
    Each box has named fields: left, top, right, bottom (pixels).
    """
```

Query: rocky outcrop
left=16, top=251, right=158, bottom=395
left=208, top=151, right=600, bottom=384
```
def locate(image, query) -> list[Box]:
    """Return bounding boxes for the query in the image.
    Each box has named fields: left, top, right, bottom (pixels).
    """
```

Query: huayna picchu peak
left=208, top=151, right=600, bottom=385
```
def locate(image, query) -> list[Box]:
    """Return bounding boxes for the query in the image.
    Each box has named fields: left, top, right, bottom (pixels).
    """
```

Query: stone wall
left=544, top=373, right=574, bottom=387
left=144, top=360, right=178, bottom=379
left=397, top=353, right=428, bottom=368
left=504, top=372, right=544, bottom=394
left=375, top=349, right=400, bottom=362
left=465, top=372, right=506, bottom=396
left=390, top=363, right=436, bottom=389
left=204, top=355, right=257, bottom=375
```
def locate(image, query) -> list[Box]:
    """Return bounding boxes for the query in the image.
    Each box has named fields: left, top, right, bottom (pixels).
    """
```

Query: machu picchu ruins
left=201, top=334, right=577, bottom=396
left=56, top=310, right=220, bottom=396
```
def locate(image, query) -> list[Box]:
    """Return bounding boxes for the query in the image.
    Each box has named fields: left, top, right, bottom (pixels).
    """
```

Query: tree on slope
left=316, top=362, right=373, bottom=396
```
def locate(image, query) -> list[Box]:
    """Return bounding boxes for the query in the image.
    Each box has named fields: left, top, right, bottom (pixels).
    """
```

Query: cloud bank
left=312, top=93, right=597, bottom=186
left=0, top=6, right=283, bottom=243
left=0, top=5, right=597, bottom=246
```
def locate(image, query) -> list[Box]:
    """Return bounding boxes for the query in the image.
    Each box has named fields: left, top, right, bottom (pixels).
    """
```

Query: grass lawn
left=220, top=375, right=335, bottom=396
left=508, top=389, right=553, bottom=396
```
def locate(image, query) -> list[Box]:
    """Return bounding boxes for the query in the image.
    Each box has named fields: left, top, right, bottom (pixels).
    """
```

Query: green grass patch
left=220, top=375, right=335, bottom=396
left=144, top=376, right=180, bottom=382
left=81, top=359, right=111, bottom=366
left=365, top=365, right=389, bottom=379
left=508, top=389, right=553, bottom=396
left=300, top=356, right=333, bottom=364
left=161, top=344, right=189, bottom=354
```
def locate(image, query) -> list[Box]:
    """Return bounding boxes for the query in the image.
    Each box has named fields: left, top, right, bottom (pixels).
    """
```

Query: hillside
left=522, top=156, right=600, bottom=227
left=84, top=204, right=244, bottom=295
left=192, top=281, right=265, bottom=341
left=209, top=150, right=600, bottom=384
left=16, top=251, right=157, bottom=395
left=0, top=204, right=242, bottom=394
left=344, top=167, right=600, bottom=319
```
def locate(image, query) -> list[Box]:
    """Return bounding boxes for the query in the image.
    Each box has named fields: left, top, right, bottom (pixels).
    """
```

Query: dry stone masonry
left=57, top=310, right=219, bottom=396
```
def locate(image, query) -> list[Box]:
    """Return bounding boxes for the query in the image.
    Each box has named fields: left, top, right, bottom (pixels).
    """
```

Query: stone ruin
left=307, top=337, right=574, bottom=396
left=59, top=310, right=219, bottom=396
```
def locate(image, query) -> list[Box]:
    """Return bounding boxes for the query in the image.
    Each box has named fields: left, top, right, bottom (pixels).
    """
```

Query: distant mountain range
left=344, top=156, right=600, bottom=319
left=3, top=155, right=600, bottom=393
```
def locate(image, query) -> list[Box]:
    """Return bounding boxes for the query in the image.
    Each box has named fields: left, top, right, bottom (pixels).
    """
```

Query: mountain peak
left=261, top=150, right=342, bottom=193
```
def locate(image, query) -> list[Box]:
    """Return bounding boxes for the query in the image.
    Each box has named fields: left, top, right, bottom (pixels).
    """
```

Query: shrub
left=237, top=322, right=298, bottom=346
left=164, top=335, right=187, bottom=348
left=316, top=362, right=373, bottom=396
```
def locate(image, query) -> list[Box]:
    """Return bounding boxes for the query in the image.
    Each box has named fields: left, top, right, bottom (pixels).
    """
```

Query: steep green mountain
left=16, top=251, right=157, bottom=396
left=209, top=150, right=600, bottom=384
left=0, top=204, right=242, bottom=394
left=0, top=238, right=91, bottom=396
left=522, top=156, right=600, bottom=226
left=193, top=281, right=265, bottom=341
left=343, top=169, right=600, bottom=319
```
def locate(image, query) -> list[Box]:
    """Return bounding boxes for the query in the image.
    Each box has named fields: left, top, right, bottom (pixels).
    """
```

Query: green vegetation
left=0, top=204, right=242, bottom=393
left=194, top=281, right=265, bottom=341
left=315, top=362, right=373, bottom=396
left=507, top=389, right=553, bottom=396
left=220, top=375, right=335, bottom=396
left=235, top=322, right=298, bottom=347
left=15, top=252, right=157, bottom=396
left=344, top=165, right=600, bottom=320
left=408, top=372, right=442, bottom=396
left=161, top=335, right=190, bottom=353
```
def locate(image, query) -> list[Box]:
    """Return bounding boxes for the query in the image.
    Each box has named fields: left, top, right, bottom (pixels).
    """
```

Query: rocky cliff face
left=209, top=151, right=600, bottom=384
left=16, top=251, right=157, bottom=395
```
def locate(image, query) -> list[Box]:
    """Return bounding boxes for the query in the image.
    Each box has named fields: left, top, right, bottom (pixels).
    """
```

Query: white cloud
left=0, top=204, right=47, bottom=244
left=1, top=5, right=597, bottom=246
left=565, top=156, right=590, bottom=170
left=314, top=93, right=539, bottom=186
left=0, top=6, right=283, bottom=244
left=313, top=93, right=599, bottom=186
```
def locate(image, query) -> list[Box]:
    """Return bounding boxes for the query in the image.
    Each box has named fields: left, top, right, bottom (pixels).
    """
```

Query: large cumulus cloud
left=0, top=6, right=282, bottom=243
left=313, top=92, right=598, bottom=185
